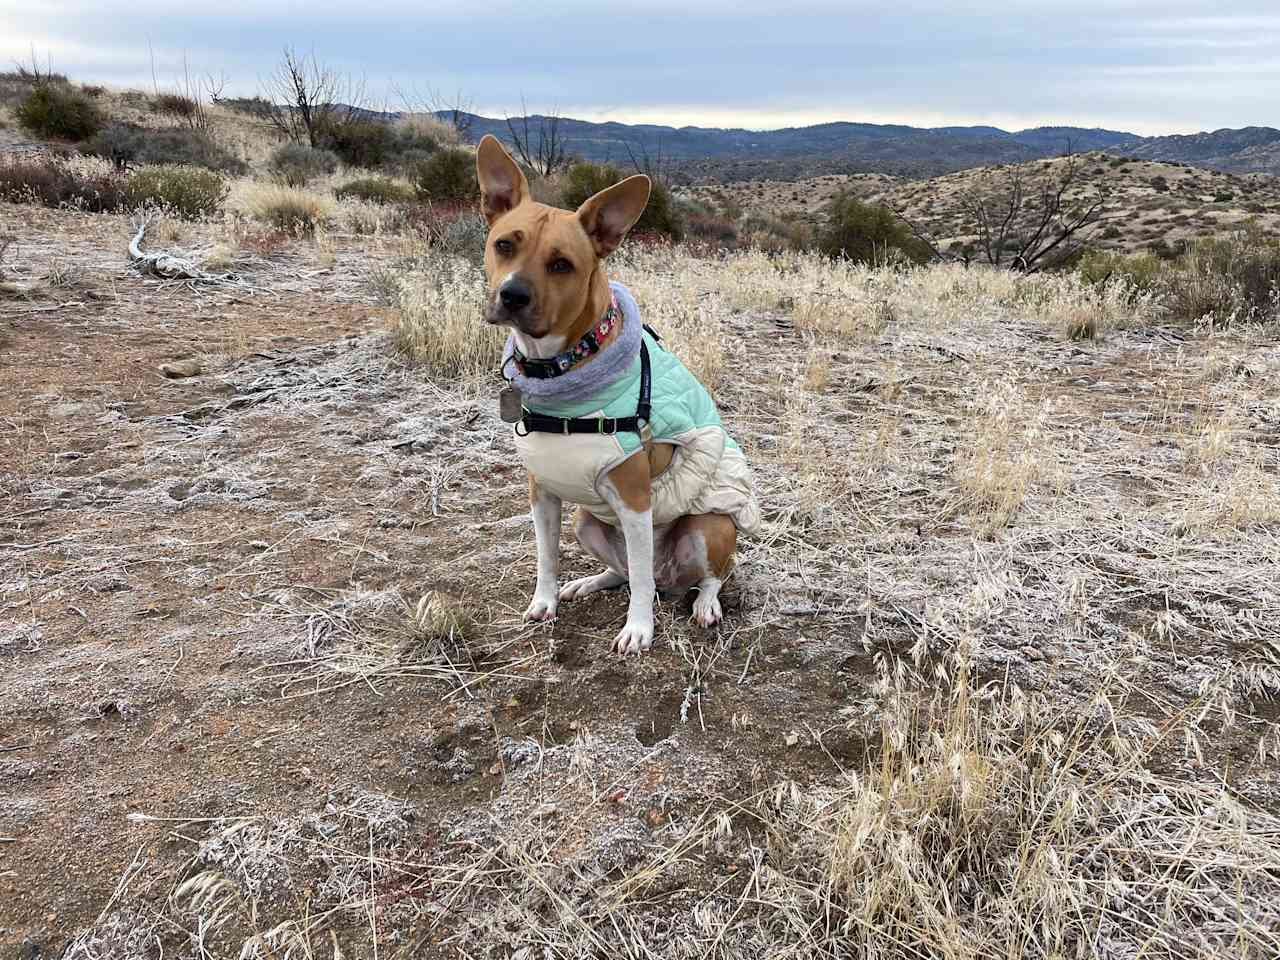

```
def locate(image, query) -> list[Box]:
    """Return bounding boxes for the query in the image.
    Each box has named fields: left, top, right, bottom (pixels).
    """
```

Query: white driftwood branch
left=127, top=216, right=250, bottom=288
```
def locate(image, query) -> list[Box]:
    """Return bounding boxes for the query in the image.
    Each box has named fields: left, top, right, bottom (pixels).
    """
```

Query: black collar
left=516, top=341, right=653, bottom=437
left=508, top=295, right=621, bottom=380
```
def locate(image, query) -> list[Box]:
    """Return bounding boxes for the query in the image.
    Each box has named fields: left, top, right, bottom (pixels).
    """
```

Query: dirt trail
left=3, top=202, right=1279, bottom=957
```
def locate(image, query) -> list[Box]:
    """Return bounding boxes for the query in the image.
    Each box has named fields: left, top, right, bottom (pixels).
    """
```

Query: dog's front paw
left=613, top=619, right=654, bottom=655
left=524, top=594, right=558, bottom=622
left=692, top=592, right=722, bottom=628
left=559, top=570, right=626, bottom=602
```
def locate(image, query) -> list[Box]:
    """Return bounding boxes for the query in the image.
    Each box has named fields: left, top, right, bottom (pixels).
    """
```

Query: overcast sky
left=3, top=1, right=1276, bottom=135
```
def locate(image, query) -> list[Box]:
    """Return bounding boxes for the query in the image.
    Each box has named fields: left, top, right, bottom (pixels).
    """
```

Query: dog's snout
left=499, top=279, right=532, bottom=311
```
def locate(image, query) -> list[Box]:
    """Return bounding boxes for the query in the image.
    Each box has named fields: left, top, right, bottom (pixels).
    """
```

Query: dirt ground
left=3, top=201, right=1280, bottom=958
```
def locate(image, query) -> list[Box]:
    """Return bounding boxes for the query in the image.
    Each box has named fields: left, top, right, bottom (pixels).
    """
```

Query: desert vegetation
left=2, top=55, right=1280, bottom=959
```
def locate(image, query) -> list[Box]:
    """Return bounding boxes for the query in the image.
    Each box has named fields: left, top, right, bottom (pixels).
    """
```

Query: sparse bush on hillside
left=740, top=211, right=812, bottom=253
left=818, top=193, right=931, bottom=265
left=125, top=165, right=228, bottom=219
left=218, top=95, right=275, bottom=120
left=243, top=183, right=335, bottom=233
left=396, top=113, right=459, bottom=148
left=317, top=113, right=456, bottom=171
left=1164, top=228, right=1280, bottom=325
left=1077, top=249, right=1165, bottom=295
left=81, top=122, right=144, bottom=169
left=334, top=176, right=414, bottom=205
left=412, top=147, right=479, bottom=204
left=318, top=117, right=396, bottom=169
left=16, top=82, right=104, bottom=141
left=683, top=204, right=739, bottom=246
left=0, top=156, right=125, bottom=212
left=151, top=93, right=198, bottom=119
left=560, top=162, right=684, bottom=240
left=79, top=84, right=106, bottom=99
left=268, top=142, right=339, bottom=186
left=81, top=124, right=245, bottom=174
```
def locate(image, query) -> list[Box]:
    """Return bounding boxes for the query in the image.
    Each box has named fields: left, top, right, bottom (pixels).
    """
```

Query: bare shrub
left=267, top=141, right=338, bottom=186
left=1164, top=227, right=1280, bottom=325
left=0, top=155, right=124, bottom=212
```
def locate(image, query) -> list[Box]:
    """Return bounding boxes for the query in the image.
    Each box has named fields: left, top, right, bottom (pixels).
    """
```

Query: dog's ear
left=476, top=134, right=529, bottom=225
left=576, top=175, right=651, bottom=258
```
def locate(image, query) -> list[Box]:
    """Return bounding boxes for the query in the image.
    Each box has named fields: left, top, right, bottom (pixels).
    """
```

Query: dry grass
left=9, top=198, right=1280, bottom=958
left=233, top=181, right=336, bottom=234
left=395, top=112, right=460, bottom=147
left=748, top=649, right=1280, bottom=959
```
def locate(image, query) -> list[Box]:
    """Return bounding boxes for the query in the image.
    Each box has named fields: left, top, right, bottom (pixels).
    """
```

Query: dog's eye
left=494, top=238, right=514, bottom=256
left=548, top=258, right=573, bottom=274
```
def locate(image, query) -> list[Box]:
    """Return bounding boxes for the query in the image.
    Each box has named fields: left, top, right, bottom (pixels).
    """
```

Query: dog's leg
left=601, top=454, right=655, bottom=654
left=691, top=577, right=724, bottom=628
left=665, top=513, right=737, bottom=629
left=525, top=476, right=561, bottom=622
left=560, top=508, right=627, bottom=601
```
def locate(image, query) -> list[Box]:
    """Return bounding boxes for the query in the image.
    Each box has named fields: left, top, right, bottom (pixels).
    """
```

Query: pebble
left=159, top=359, right=202, bottom=379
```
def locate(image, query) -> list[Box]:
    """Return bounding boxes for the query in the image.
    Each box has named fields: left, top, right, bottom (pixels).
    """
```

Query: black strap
left=518, top=341, right=651, bottom=437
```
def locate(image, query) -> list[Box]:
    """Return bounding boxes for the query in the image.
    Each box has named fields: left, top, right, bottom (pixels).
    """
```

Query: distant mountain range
left=440, top=112, right=1280, bottom=182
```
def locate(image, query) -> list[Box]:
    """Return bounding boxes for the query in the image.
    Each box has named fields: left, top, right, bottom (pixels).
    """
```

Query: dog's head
left=475, top=134, right=650, bottom=341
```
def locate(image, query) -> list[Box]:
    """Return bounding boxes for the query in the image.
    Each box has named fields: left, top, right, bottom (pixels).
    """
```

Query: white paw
left=613, top=620, right=654, bottom=655
left=559, top=571, right=625, bottom=602
left=692, top=593, right=723, bottom=628
left=524, top=594, right=558, bottom=622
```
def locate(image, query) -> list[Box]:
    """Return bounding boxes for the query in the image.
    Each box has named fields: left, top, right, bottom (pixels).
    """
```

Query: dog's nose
left=499, top=280, right=532, bottom=310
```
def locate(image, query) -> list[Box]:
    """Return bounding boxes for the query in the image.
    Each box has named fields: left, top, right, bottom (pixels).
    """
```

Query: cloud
left=0, top=1, right=1274, bottom=135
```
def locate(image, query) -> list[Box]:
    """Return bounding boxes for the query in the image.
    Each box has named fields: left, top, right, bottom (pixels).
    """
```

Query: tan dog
left=476, top=135, right=751, bottom=654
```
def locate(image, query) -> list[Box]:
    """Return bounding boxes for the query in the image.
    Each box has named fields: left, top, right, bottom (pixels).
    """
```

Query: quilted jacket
left=512, top=286, right=761, bottom=535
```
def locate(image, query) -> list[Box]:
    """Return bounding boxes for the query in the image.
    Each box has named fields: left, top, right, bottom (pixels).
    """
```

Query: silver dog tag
left=498, top=385, right=523, bottom=423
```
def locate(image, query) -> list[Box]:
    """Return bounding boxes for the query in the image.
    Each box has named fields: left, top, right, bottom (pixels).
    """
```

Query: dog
left=476, top=135, right=760, bottom=654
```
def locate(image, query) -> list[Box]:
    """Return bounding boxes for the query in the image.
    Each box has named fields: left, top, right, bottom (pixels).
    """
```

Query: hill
left=680, top=153, right=1280, bottom=257
left=450, top=112, right=1280, bottom=181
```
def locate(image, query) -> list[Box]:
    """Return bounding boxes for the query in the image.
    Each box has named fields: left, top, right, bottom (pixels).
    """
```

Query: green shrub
left=412, top=147, right=479, bottom=204
left=0, top=156, right=125, bottom=212
left=334, top=176, right=414, bottom=204
left=81, top=122, right=145, bottom=169
left=817, top=193, right=931, bottom=265
left=269, top=142, right=338, bottom=186
left=318, top=115, right=452, bottom=171
left=319, top=118, right=396, bottom=169
left=125, top=165, right=228, bottom=219
left=85, top=126, right=248, bottom=174
left=1076, top=249, right=1165, bottom=294
left=558, top=162, right=684, bottom=240
left=151, top=93, right=198, bottom=118
left=16, top=83, right=104, bottom=141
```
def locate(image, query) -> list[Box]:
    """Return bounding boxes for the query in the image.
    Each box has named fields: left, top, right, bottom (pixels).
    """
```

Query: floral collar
left=507, top=295, right=622, bottom=380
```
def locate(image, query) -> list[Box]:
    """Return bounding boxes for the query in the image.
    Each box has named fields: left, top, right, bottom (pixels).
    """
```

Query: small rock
left=159, top=359, right=202, bottom=379
left=784, top=731, right=800, bottom=748
left=248, top=540, right=270, bottom=550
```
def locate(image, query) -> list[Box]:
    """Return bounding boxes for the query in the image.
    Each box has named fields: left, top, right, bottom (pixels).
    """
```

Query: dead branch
left=127, top=217, right=249, bottom=287
left=261, top=47, right=361, bottom=147
left=505, top=98, right=569, bottom=176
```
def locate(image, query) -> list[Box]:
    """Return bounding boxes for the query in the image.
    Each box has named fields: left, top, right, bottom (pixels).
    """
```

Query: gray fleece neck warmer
left=502, top=281, right=641, bottom=403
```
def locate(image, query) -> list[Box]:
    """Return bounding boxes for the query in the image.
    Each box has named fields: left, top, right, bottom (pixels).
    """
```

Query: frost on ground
left=2, top=215, right=1279, bottom=958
